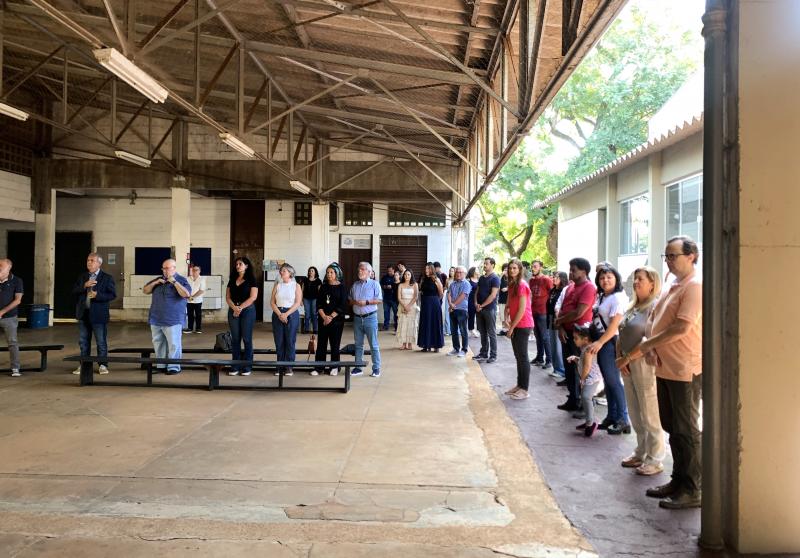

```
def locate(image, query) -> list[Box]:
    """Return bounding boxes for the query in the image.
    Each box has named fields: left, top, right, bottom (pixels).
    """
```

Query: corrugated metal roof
left=534, top=112, right=704, bottom=209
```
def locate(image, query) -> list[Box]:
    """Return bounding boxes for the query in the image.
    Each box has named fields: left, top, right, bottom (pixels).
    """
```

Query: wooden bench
left=64, top=355, right=365, bottom=393
left=0, top=344, right=65, bottom=372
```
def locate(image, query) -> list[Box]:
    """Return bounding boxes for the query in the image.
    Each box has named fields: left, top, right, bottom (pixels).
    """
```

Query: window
left=294, top=201, right=312, bottom=225
left=344, top=203, right=373, bottom=226
left=666, top=175, right=703, bottom=245
left=619, top=195, right=650, bottom=255
left=388, top=205, right=446, bottom=227
left=329, top=202, right=338, bottom=226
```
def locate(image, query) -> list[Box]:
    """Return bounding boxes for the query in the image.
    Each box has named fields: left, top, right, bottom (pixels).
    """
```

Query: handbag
left=588, top=294, right=608, bottom=341
left=214, top=331, right=232, bottom=352
left=307, top=334, right=317, bottom=359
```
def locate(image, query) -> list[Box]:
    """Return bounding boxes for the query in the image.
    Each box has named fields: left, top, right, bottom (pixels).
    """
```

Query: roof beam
left=137, top=0, right=192, bottom=51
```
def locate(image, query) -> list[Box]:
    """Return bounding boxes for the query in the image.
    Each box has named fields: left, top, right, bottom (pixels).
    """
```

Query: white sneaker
left=447, top=349, right=460, bottom=356
left=229, top=370, right=239, bottom=376
left=240, top=370, right=252, bottom=376
left=457, top=351, right=466, bottom=358
left=310, top=370, right=319, bottom=376
left=72, top=366, right=81, bottom=375
left=98, top=365, right=109, bottom=375
left=285, top=369, right=293, bottom=376
left=329, top=368, right=339, bottom=376
left=11, top=369, right=21, bottom=377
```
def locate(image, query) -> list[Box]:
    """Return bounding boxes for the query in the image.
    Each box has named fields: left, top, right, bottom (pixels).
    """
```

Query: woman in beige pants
left=615, top=266, right=665, bottom=476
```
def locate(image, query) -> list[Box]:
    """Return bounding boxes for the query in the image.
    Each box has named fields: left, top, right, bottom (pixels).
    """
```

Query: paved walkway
left=0, top=323, right=592, bottom=557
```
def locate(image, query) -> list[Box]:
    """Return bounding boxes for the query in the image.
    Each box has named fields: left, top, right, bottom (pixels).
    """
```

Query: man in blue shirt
left=71, top=253, right=117, bottom=376
left=447, top=266, right=472, bottom=357
left=379, top=265, right=398, bottom=331
left=474, top=257, right=501, bottom=363
left=348, top=262, right=382, bottom=377
left=143, top=259, right=191, bottom=374
left=0, top=259, right=24, bottom=377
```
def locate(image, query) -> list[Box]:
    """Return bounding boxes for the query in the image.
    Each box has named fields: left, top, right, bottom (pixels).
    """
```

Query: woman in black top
left=417, top=262, right=444, bottom=352
left=315, top=263, right=348, bottom=375
left=546, top=271, right=568, bottom=378
left=225, top=257, right=259, bottom=376
left=302, top=266, right=322, bottom=335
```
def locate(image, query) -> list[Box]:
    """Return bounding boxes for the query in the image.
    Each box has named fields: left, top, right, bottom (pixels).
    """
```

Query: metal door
left=96, top=246, right=125, bottom=309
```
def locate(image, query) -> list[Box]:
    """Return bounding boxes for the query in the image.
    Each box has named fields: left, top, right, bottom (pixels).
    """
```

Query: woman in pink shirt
left=503, top=259, right=534, bottom=400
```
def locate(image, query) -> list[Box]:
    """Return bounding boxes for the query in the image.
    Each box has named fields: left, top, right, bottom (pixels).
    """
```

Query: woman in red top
left=503, top=259, right=535, bottom=400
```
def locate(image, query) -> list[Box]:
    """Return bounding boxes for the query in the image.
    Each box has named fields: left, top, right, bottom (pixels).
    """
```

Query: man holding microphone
left=71, top=253, right=116, bottom=375
left=143, top=259, right=191, bottom=375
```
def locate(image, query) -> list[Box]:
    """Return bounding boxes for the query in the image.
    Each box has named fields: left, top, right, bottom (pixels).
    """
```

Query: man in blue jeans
left=71, top=253, right=116, bottom=376
left=348, top=262, right=382, bottom=377
left=528, top=259, right=553, bottom=368
left=143, top=259, right=191, bottom=375
left=379, top=265, right=398, bottom=331
left=447, top=266, right=471, bottom=357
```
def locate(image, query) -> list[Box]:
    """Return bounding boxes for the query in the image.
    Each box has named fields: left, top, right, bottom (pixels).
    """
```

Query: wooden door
left=95, top=246, right=124, bottom=309
left=379, top=235, right=427, bottom=282
left=230, top=200, right=265, bottom=321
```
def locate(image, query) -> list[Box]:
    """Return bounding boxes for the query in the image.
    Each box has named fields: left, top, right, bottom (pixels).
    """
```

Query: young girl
left=567, top=324, right=604, bottom=436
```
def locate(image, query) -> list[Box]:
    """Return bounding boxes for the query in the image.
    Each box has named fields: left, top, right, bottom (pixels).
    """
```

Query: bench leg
left=207, top=365, right=220, bottom=391
left=146, top=363, right=153, bottom=386
left=39, top=350, right=48, bottom=372
left=141, top=351, right=149, bottom=370
left=344, top=366, right=351, bottom=393
left=80, top=361, right=93, bottom=386
left=278, top=369, right=284, bottom=389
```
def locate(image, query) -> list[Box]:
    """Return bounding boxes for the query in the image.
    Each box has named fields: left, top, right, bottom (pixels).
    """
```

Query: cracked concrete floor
left=0, top=323, right=594, bottom=557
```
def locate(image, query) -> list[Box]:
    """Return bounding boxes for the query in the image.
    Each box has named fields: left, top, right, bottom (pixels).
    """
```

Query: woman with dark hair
left=467, top=266, right=479, bottom=338
left=315, top=263, right=348, bottom=375
left=302, top=266, right=322, bottom=335
left=417, top=262, right=444, bottom=352
left=587, top=265, right=631, bottom=434
left=546, top=271, right=569, bottom=379
left=396, top=268, right=419, bottom=350
left=270, top=263, right=303, bottom=376
left=503, top=259, right=534, bottom=400
left=226, top=257, right=259, bottom=376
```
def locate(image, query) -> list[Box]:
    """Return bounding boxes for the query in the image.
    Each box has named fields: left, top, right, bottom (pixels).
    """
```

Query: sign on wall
left=340, top=234, right=371, bottom=249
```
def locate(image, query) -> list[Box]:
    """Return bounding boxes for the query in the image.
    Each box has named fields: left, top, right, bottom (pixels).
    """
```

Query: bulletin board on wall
left=134, top=247, right=172, bottom=275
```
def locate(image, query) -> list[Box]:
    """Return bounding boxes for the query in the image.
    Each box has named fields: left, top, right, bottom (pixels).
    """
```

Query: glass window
left=665, top=175, right=703, bottom=245
left=388, top=205, right=446, bottom=227
left=344, top=203, right=373, bottom=226
left=329, top=202, right=338, bottom=227
left=294, top=202, right=312, bottom=226
left=619, top=195, right=650, bottom=256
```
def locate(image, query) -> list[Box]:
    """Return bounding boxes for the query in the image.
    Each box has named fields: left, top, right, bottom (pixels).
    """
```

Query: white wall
left=557, top=210, right=599, bottom=272
left=559, top=179, right=607, bottom=221
left=661, top=132, right=703, bottom=186
left=616, top=160, right=649, bottom=202
left=0, top=171, right=34, bottom=224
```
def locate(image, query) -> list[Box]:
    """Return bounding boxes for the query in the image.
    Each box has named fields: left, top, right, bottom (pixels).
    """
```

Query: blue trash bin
left=28, top=304, right=51, bottom=329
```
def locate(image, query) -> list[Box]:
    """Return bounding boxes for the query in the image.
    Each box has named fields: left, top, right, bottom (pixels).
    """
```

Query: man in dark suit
left=71, top=252, right=116, bottom=375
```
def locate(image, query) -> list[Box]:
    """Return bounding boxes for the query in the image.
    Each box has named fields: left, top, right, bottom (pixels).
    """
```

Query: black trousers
left=511, top=327, right=532, bottom=390
left=187, top=302, right=202, bottom=331
left=561, top=332, right=581, bottom=406
left=315, top=319, right=344, bottom=370
left=657, top=375, right=702, bottom=494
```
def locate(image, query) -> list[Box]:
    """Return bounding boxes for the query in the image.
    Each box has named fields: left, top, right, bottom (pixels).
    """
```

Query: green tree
left=478, top=1, right=702, bottom=263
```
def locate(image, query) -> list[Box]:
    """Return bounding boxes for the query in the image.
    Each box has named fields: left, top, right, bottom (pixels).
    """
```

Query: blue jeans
left=532, top=313, right=551, bottom=364
left=442, top=298, right=450, bottom=335
left=596, top=337, right=630, bottom=424
left=549, top=326, right=565, bottom=375
left=78, top=314, right=108, bottom=366
left=150, top=324, right=182, bottom=372
left=353, top=313, right=381, bottom=372
left=303, top=298, right=318, bottom=333
left=272, top=309, right=299, bottom=368
left=229, top=305, right=255, bottom=372
left=382, top=299, right=398, bottom=329
left=450, top=309, right=468, bottom=352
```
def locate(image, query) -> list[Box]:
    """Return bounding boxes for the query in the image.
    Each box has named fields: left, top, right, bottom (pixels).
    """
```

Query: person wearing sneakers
left=270, top=263, right=302, bottom=377
left=568, top=324, right=603, bottom=437
left=528, top=260, right=553, bottom=369
left=502, top=259, right=534, bottom=400
left=143, top=259, right=192, bottom=375
left=228, top=257, right=260, bottom=377
left=616, top=266, right=665, bottom=477
left=446, top=266, right=471, bottom=358
left=348, top=262, right=383, bottom=378
left=72, top=253, right=116, bottom=376
left=616, top=236, right=702, bottom=510
left=474, top=258, right=500, bottom=363
left=0, top=259, right=23, bottom=377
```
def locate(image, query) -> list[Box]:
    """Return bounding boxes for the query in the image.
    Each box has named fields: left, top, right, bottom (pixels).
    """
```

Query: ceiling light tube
left=290, top=180, right=311, bottom=195
left=0, top=102, right=29, bottom=121
left=219, top=133, right=255, bottom=158
left=115, top=150, right=151, bottom=168
left=93, top=48, right=169, bottom=104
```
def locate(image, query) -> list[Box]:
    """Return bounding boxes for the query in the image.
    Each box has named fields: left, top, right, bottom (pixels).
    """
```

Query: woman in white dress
left=396, top=268, right=419, bottom=350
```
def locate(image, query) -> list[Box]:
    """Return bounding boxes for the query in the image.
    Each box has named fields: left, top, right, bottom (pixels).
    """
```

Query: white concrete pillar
left=605, top=174, right=619, bottom=266
left=647, top=152, right=665, bottom=270
left=171, top=187, right=191, bottom=275
left=310, top=202, right=330, bottom=268
left=33, top=189, right=56, bottom=325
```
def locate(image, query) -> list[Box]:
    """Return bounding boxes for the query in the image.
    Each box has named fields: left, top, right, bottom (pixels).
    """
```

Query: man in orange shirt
left=616, top=236, right=702, bottom=509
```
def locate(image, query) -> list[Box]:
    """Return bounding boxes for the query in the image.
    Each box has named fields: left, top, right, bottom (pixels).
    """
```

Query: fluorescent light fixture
left=115, top=150, right=151, bottom=168
left=322, top=0, right=349, bottom=10
left=219, top=133, right=255, bottom=158
left=93, top=48, right=168, bottom=104
left=290, top=180, right=311, bottom=195
left=0, top=102, right=29, bottom=121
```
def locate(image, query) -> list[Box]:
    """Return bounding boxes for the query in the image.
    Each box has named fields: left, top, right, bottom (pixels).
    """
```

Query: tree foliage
left=476, top=2, right=702, bottom=264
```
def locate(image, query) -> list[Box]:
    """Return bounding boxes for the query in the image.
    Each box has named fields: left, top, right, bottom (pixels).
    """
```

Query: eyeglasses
left=661, top=253, right=685, bottom=262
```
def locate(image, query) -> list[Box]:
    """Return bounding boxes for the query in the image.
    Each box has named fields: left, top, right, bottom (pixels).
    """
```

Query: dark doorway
left=230, top=200, right=265, bottom=321
left=54, top=232, right=92, bottom=318
left=380, top=235, right=428, bottom=281
left=6, top=231, right=35, bottom=307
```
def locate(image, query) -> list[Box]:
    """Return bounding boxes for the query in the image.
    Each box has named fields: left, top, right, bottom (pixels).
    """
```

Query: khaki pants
left=623, top=358, right=665, bottom=465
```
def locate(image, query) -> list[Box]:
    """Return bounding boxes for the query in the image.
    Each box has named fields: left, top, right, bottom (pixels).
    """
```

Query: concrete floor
left=0, top=322, right=592, bottom=558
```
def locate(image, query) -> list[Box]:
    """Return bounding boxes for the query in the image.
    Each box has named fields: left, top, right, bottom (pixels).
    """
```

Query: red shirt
left=507, top=280, right=534, bottom=329
left=559, top=279, right=596, bottom=331
left=529, top=273, right=553, bottom=315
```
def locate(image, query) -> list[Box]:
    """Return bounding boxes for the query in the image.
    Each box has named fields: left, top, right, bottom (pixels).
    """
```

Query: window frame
left=618, top=193, right=650, bottom=256
left=387, top=205, right=446, bottom=228
left=343, top=203, right=373, bottom=226
left=665, top=173, right=703, bottom=246
left=294, top=201, right=312, bottom=226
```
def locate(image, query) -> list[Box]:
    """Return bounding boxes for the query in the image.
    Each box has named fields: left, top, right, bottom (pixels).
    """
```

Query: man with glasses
left=616, top=236, right=703, bottom=509
left=348, top=262, right=382, bottom=377
left=143, top=259, right=191, bottom=375
left=71, top=253, right=116, bottom=376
